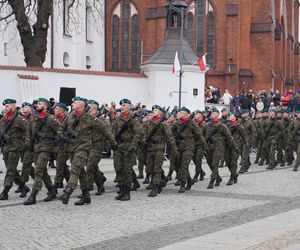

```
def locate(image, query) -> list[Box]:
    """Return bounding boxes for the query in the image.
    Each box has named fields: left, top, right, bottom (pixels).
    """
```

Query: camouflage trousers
left=295, top=142, right=300, bottom=166
left=54, top=151, right=70, bottom=185
left=3, top=151, right=23, bottom=188
left=283, top=140, right=294, bottom=164
left=276, top=138, right=284, bottom=163
left=192, top=147, right=205, bottom=175
left=86, top=148, right=105, bottom=187
left=267, top=139, right=278, bottom=166
left=20, top=150, right=35, bottom=184
left=206, top=143, right=223, bottom=179
left=137, top=149, right=146, bottom=174
left=168, top=150, right=177, bottom=173
left=225, top=147, right=239, bottom=176
left=67, top=150, right=89, bottom=190
left=113, top=150, right=134, bottom=188
left=240, top=143, right=252, bottom=170
left=145, top=150, right=164, bottom=185
left=177, top=150, right=193, bottom=183
left=32, top=152, right=53, bottom=192
left=261, top=140, right=270, bottom=163
left=255, top=138, right=263, bottom=162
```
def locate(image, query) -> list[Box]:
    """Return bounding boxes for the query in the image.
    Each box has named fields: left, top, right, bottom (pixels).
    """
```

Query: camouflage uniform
left=254, top=117, right=264, bottom=164
left=204, top=119, right=238, bottom=188
left=142, top=117, right=177, bottom=196
left=53, top=114, right=70, bottom=188
left=136, top=122, right=147, bottom=178
left=276, top=116, right=285, bottom=165
left=173, top=118, right=207, bottom=192
left=263, top=117, right=285, bottom=169
left=192, top=120, right=207, bottom=182
left=259, top=116, right=270, bottom=165
left=292, top=117, right=300, bottom=171
left=282, top=116, right=295, bottom=165
left=239, top=117, right=257, bottom=173
left=225, top=121, right=248, bottom=184
left=86, top=116, right=117, bottom=195
left=0, top=111, right=29, bottom=200
left=23, top=111, right=59, bottom=205
left=218, top=115, right=228, bottom=167
left=112, top=112, right=140, bottom=200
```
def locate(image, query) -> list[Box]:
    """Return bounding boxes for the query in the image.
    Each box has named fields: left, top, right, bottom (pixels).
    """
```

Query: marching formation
left=0, top=97, right=299, bottom=206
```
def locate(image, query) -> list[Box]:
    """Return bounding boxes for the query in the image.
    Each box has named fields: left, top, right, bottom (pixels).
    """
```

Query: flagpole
left=179, top=7, right=184, bottom=109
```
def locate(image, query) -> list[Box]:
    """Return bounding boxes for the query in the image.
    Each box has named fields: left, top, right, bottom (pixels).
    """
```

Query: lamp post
left=168, top=1, right=195, bottom=109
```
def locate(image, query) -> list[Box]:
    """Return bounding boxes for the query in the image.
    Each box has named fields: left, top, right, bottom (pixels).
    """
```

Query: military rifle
left=174, top=112, right=195, bottom=143
left=0, top=111, right=19, bottom=146
left=205, top=121, right=220, bottom=145
left=141, top=107, right=170, bottom=151
left=57, top=105, right=90, bottom=148
left=29, top=116, right=47, bottom=151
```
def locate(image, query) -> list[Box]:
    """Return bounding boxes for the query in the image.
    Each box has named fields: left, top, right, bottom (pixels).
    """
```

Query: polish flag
left=198, top=54, right=207, bottom=72
left=172, top=51, right=181, bottom=74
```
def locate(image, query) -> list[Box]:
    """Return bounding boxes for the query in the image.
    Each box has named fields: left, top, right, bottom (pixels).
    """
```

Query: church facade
left=105, top=0, right=300, bottom=94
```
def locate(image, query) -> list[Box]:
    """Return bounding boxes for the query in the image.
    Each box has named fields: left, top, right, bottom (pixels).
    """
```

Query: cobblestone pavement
left=0, top=154, right=299, bottom=249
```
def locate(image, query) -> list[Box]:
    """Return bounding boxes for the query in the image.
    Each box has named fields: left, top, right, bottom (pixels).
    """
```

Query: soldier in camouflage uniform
left=0, top=99, right=30, bottom=200
left=225, top=113, right=248, bottom=185
left=113, top=99, right=140, bottom=201
left=53, top=103, right=70, bottom=193
left=192, top=110, right=206, bottom=182
left=259, top=111, right=270, bottom=166
left=204, top=108, right=238, bottom=189
left=254, top=111, right=264, bottom=164
left=86, top=99, right=117, bottom=195
left=218, top=108, right=228, bottom=168
left=263, top=110, right=285, bottom=170
left=292, top=110, right=300, bottom=171
left=15, top=102, right=35, bottom=195
left=24, top=98, right=59, bottom=205
left=282, top=110, right=295, bottom=166
left=58, top=97, right=118, bottom=205
left=141, top=105, right=177, bottom=197
left=136, top=116, right=148, bottom=179
left=275, top=110, right=285, bottom=166
left=239, top=109, right=257, bottom=173
left=172, top=107, right=207, bottom=193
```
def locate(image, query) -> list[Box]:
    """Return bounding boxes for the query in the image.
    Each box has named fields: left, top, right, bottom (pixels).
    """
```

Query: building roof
left=142, top=28, right=198, bottom=66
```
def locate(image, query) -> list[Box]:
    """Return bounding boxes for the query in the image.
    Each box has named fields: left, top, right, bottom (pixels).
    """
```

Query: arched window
left=110, top=0, right=140, bottom=72
left=63, top=52, right=70, bottom=67
left=196, top=0, right=215, bottom=67
left=131, top=14, right=140, bottom=72
left=112, top=15, right=119, bottom=71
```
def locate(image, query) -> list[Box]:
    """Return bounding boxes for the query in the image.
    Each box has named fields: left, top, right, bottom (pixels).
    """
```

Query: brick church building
left=105, top=0, right=300, bottom=95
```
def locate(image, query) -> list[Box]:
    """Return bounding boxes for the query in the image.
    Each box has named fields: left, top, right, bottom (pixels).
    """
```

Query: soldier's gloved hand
left=128, top=146, right=136, bottom=155
left=26, top=144, right=33, bottom=152
left=111, top=144, right=119, bottom=151
left=57, top=133, right=69, bottom=143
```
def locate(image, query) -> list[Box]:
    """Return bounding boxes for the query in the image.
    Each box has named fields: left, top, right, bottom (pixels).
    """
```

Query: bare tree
left=0, top=0, right=104, bottom=67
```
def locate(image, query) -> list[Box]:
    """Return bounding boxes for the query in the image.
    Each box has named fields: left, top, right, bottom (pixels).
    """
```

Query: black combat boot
left=143, top=173, right=150, bottom=184
left=293, top=164, right=299, bottom=171
left=120, top=186, right=130, bottom=201
left=146, top=181, right=153, bottom=190
left=15, top=186, right=22, bottom=193
left=23, top=190, right=38, bottom=205
left=161, top=175, right=168, bottom=187
left=226, top=175, right=234, bottom=186
left=0, top=186, right=11, bottom=200
left=59, top=186, right=73, bottom=205
left=254, top=158, right=259, bottom=164
left=115, top=185, right=124, bottom=200
left=167, top=169, right=173, bottom=181
left=199, top=171, right=206, bottom=181
left=148, top=184, right=158, bottom=197
left=238, top=167, right=247, bottom=174
left=74, top=189, right=91, bottom=205
left=157, top=182, right=163, bottom=194
left=44, top=187, right=57, bottom=202
left=266, top=164, right=275, bottom=170
left=215, top=176, right=222, bottom=186
left=131, top=178, right=140, bottom=191
left=192, top=173, right=199, bottom=183
left=174, top=179, right=181, bottom=186
left=185, top=177, right=194, bottom=190
left=280, top=162, right=285, bottom=167
left=49, top=160, right=56, bottom=168
left=54, top=182, right=64, bottom=189
left=96, top=176, right=106, bottom=195
left=178, top=181, right=186, bottom=193
left=233, top=174, right=239, bottom=184
left=258, top=160, right=264, bottom=166
left=207, top=178, right=215, bottom=189
left=19, top=184, right=30, bottom=198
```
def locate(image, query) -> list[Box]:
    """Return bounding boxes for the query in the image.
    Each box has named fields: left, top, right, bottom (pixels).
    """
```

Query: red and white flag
left=198, top=54, right=207, bottom=72
left=172, top=51, right=181, bottom=74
